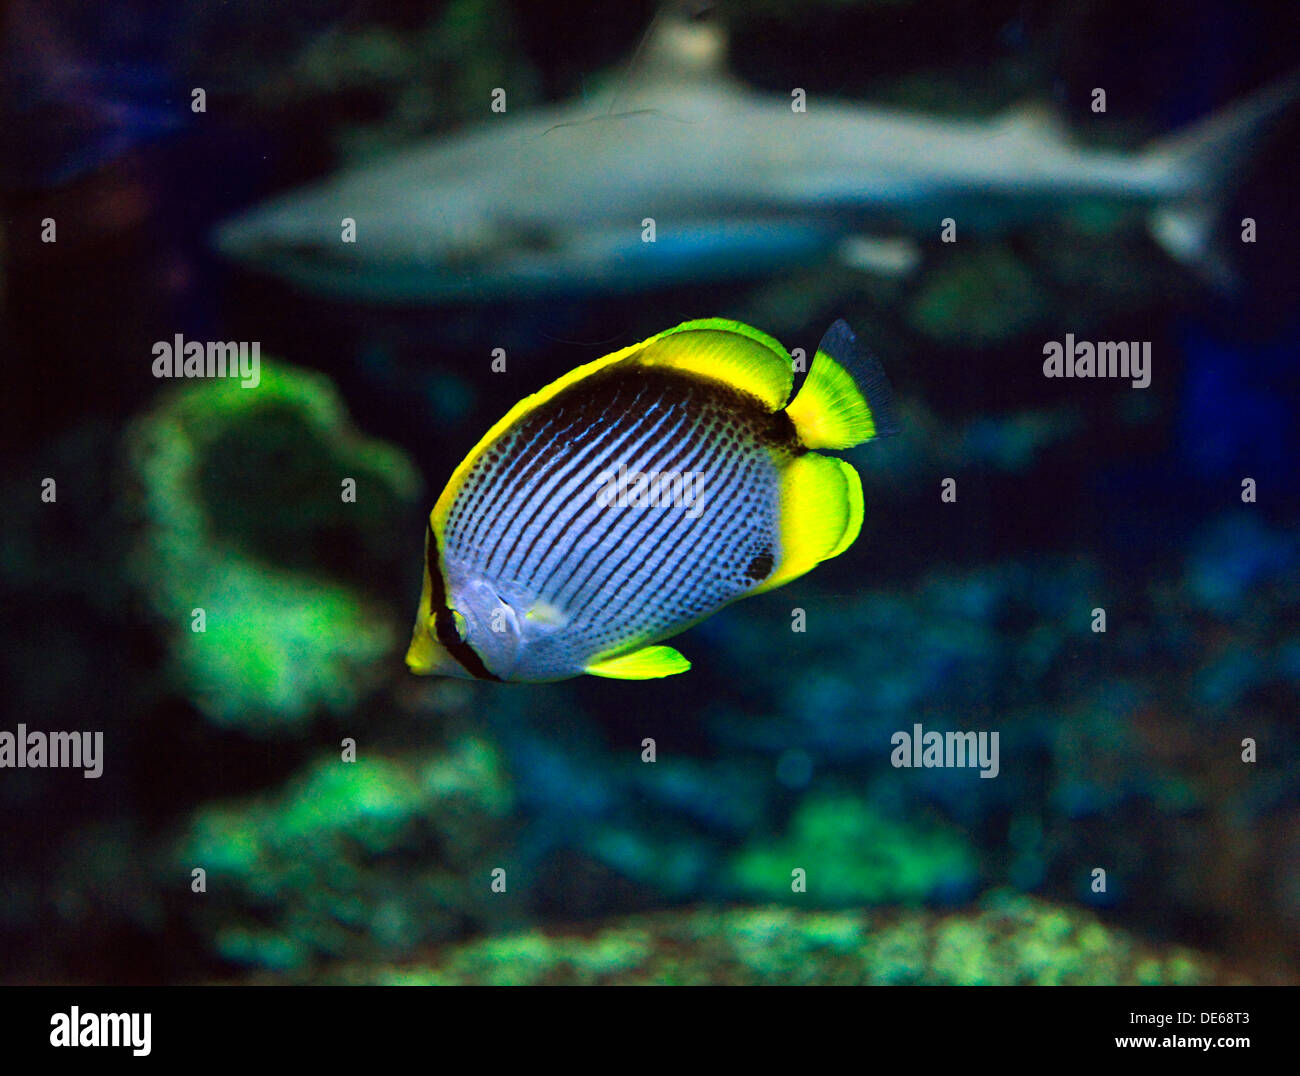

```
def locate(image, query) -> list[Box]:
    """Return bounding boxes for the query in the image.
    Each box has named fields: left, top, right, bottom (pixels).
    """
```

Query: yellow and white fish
left=406, top=319, right=897, bottom=682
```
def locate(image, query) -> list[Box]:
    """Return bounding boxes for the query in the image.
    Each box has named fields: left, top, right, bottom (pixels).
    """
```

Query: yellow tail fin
left=784, top=320, right=899, bottom=450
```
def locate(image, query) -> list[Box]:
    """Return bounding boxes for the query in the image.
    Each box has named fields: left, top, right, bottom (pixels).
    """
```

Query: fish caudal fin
left=586, top=644, right=691, bottom=680
left=754, top=319, right=896, bottom=594
left=1144, top=71, right=1300, bottom=285
left=784, top=319, right=899, bottom=450
left=753, top=454, right=864, bottom=594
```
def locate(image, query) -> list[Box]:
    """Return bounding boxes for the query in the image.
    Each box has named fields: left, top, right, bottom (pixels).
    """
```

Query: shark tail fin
left=1143, top=71, right=1300, bottom=287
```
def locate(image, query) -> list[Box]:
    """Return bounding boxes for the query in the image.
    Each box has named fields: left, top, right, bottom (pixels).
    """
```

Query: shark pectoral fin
left=586, top=645, right=691, bottom=680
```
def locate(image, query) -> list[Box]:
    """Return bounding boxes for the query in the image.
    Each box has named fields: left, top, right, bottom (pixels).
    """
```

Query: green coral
left=319, top=892, right=1221, bottom=985
left=176, top=739, right=514, bottom=972
left=727, top=791, right=977, bottom=904
left=126, top=361, right=421, bottom=731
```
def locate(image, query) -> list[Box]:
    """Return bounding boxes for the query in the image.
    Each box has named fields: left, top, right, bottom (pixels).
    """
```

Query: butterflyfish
left=406, top=318, right=897, bottom=682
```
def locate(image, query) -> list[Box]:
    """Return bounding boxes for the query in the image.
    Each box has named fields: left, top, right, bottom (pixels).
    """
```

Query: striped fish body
left=408, top=319, right=897, bottom=682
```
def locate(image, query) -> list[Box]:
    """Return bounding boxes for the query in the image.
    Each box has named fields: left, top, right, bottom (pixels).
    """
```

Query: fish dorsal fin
left=629, top=4, right=731, bottom=86
left=993, top=99, right=1068, bottom=144
left=586, top=644, right=691, bottom=679
left=752, top=454, right=863, bottom=595
left=632, top=318, right=794, bottom=410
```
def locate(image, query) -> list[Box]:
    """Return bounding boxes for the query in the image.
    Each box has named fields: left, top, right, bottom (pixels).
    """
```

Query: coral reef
left=125, top=361, right=421, bottom=731
left=174, top=737, right=514, bottom=972
left=317, top=891, right=1222, bottom=986
left=727, top=790, right=978, bottom=904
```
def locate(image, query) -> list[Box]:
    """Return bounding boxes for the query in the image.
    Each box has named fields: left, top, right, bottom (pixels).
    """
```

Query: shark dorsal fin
left=622, top=3, right=732, bottom=90
left=644, top=4, right=728, bottom=77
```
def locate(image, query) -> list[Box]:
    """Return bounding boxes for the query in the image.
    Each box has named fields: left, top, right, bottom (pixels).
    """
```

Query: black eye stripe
left=434, top=608, right=461, bottom=647
left=426, top=523, right=501, bottom=681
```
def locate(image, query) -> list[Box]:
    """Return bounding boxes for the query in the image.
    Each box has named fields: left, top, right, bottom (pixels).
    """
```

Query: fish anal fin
left=635, top=319, right=793, bottom=410
left=754, top=454, right=863, bottom=594
left=586, top=644, right=691, bottom=680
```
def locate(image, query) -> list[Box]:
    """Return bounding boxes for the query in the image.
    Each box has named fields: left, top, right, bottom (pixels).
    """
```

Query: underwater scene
left=4, top=0, right=1299, bottom=991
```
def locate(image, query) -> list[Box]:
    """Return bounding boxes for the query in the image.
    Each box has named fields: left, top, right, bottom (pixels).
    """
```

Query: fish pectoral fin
left=753, top=453, right=863, bottom=595
left=585, top=645, right=691, bottom=680
left=524, top=599, right=569, bottom=628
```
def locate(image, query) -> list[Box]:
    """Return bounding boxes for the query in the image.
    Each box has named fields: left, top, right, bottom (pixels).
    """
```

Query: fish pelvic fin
left=753, top=454, right=864, bottom=595
left=1144, top=70, right=1300, bottom=287
left=783, top=319, right=899, bottom=450
left=586, top=644, right=691, bottom=680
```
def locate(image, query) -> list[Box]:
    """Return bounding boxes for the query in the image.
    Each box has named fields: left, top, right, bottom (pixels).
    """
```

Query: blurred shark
left=214, top=8, right=1299, bottom=304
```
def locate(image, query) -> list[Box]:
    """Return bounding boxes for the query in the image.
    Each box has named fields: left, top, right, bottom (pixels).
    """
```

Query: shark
left=214, top=9, right=1298, bottom=304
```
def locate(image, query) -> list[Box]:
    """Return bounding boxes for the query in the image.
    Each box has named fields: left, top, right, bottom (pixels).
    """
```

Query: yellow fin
left=586, top=644, right=691, bottom=680
left=405, top=545, right=461, bottom=677
left=753, top=453, right=863, bottom=594
left=634, top=319, right=793, bottom=410
left=784, top=320, right=898, bottom=450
